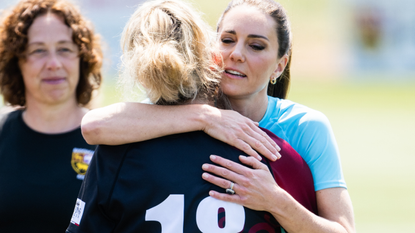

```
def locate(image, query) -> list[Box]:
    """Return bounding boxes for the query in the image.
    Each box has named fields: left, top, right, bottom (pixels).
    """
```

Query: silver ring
left=226, top=182, right=235, bottom=195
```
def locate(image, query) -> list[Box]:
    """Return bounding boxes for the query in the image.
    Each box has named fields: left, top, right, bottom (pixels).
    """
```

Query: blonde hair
left=119, top=0, right=222, bottom=105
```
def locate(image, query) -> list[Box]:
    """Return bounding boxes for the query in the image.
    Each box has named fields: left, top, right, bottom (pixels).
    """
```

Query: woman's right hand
left=201, top=106, right=281, bottom=161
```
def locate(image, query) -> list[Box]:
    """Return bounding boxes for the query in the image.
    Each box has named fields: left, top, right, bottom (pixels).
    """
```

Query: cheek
left=71, top=59, right=81, bottom=87
left=67, top=58, right=81, bottom=77
left=211, top=51, right=223, bottom=68
left=18, top=60, right=37, bottom=82
left=219, top=47, right=231, bottom=61
left=257, top=56, right=278, bottom=76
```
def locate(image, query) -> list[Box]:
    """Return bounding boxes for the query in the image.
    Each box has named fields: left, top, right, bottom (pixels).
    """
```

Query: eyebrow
left=28, top=40, right=75, bottom=46
left=224, top=30, right=270, bottom=41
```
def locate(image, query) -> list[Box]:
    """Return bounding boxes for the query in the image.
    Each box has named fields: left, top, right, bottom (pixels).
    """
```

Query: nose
left=46, top=52, right=62, bottom=71
left=229, top=42, right=245, bottom=63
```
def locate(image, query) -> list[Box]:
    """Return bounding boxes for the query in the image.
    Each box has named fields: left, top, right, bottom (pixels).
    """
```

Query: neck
left=229, top=94, right=268, bottom=123
left=23, top=98, right=87, bottom=134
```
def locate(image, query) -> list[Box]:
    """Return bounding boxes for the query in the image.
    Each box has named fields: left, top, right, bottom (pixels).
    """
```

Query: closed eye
left=221, top=38, right=234, bottom=44
left=250, top=44, right=265, bottom=51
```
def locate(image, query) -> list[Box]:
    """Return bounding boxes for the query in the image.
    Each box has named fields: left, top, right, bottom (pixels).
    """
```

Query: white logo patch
left=70, top=198, right=86, bottom=226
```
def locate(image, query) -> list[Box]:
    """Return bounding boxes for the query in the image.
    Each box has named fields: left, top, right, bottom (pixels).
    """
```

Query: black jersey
left=67, top=130, right=316, bottom=233
left=0, top=110, right=95, bottom=232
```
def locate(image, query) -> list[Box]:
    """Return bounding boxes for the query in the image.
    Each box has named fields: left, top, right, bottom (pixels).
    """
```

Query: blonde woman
left=66, top=0, right=316, bottom=232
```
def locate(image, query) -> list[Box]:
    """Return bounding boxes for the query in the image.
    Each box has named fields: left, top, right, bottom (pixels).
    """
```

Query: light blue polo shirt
left=259, top=96, right=347, bottom=191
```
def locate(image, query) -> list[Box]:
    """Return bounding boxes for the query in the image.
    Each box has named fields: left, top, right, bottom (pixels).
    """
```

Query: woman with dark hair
left=67, top=0, right=317, bottom=232
left=0, top=0, right=102, bottom=231
left=80, top=0, right=355, bottom=232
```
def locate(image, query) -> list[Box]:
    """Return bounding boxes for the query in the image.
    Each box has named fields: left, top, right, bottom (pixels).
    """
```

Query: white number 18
left=145, top=195, right=245, bottom=233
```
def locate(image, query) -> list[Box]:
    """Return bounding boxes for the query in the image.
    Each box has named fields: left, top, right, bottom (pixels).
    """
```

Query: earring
left=270, top=77, right=277, bottom=85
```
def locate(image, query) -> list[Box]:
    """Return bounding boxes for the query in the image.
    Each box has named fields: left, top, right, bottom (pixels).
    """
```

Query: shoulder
left=96, top=143, right=132, bottom=160
left=0, top=105, right=23, bottom=115
left=260, top=127, right=304, bottom=163
left=91, top=144, right=132, bottom=188
left=265, top=96, right=331, bottom=130
left=0, top=109, right=22, bottom=131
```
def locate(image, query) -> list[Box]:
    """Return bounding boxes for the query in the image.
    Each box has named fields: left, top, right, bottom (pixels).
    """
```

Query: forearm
left=82, top=102, right=279, bottom=160
left=81, top=102, right=211, bottom=145
left=269, top=189, right=355, bottom=233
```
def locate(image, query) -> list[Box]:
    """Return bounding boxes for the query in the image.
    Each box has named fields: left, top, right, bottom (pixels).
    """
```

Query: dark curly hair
left=0, top=0, right=102, bottom=106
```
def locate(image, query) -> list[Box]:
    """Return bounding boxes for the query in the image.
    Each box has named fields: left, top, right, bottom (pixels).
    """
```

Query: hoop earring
left=270, top=77, right=277, bottom=85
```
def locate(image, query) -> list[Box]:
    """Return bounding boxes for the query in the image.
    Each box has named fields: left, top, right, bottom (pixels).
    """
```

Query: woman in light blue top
left=260, top=97, right=347, bottom=191
left=81, top=0, right=355, bottom=232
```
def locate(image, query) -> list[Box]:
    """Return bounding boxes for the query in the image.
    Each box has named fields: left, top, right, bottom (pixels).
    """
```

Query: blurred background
left=1, top=0, right=414, bottom=232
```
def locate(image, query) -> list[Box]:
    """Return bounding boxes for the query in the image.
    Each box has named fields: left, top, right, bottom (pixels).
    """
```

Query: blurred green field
left=92, top=78, right=415, bottom=233
left=189, top=0, right=415, bottom=231
left=1, top=0, right=414, bottom=232
left=2, top=78, right=414, bottom=232
left=79, top=0, right=415, bottom=230
left=289, top=79, right=415, bottom=232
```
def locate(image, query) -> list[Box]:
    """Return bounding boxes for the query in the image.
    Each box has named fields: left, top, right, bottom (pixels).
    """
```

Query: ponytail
left=136, top=40, right=198, bottom=105
left=119, top=0, right=221, bottom=105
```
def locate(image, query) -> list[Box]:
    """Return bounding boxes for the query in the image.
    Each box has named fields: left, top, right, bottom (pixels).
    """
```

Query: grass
left=1, top=0, right=413, bottom=231
left=91, top=78, right=415, bottom=232
left=2, top=77, right=413, bottom=232
left=289, top=78, right=415, bottom=232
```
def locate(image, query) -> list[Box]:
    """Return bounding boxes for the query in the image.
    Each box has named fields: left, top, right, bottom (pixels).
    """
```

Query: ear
left=272, top=54, right=289, bottom=79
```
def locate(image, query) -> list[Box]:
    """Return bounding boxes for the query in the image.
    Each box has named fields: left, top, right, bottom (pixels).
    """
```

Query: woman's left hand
left=202, top=154, right=281, bottom=212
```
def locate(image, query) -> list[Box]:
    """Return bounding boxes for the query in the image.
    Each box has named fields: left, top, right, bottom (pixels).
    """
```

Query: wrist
left=267, top=188, right=292, bottom=218
left=190, top=104, right=216, bottom=131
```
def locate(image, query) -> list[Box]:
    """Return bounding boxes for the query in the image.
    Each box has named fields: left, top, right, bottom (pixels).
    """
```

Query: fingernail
left=210, top=155, right=216, bottom=160
left=202, top=173, right=209, bottom=179
left=202, top=164, right=208, bottom=170
left=276, top=145, right=281, bottom=151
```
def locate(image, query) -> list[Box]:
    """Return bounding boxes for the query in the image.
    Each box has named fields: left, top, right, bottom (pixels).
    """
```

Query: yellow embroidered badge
left=71, top=148, right=94, bottom=176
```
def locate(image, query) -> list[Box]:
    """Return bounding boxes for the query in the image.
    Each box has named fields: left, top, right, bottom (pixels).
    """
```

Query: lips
left=225, top=69, right=247, bottom=77
left=42, top=77, right=66, bottom=84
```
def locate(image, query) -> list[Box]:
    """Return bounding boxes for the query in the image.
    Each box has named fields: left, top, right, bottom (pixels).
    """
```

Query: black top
left=0, top=110, right=95, bottom=232
left=66, top=129, right=317, bottom=233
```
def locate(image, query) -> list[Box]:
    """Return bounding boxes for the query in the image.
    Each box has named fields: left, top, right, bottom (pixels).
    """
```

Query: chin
left=221, top=87, right=243, bottom=99
left=45, top=91, right=74, bottom=104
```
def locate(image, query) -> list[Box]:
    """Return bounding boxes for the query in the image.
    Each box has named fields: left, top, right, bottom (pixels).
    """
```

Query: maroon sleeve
left=261, top=127, right=318, bottom=215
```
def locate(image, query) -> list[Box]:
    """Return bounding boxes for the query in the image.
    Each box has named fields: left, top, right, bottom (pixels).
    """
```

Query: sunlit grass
left=2, top=75, right=413, bottom=232
left=89, top=77, right=415, bottom=232
left=289, top=78, right=415, bottom=232
left=1, top=0, right=413, bottom=231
